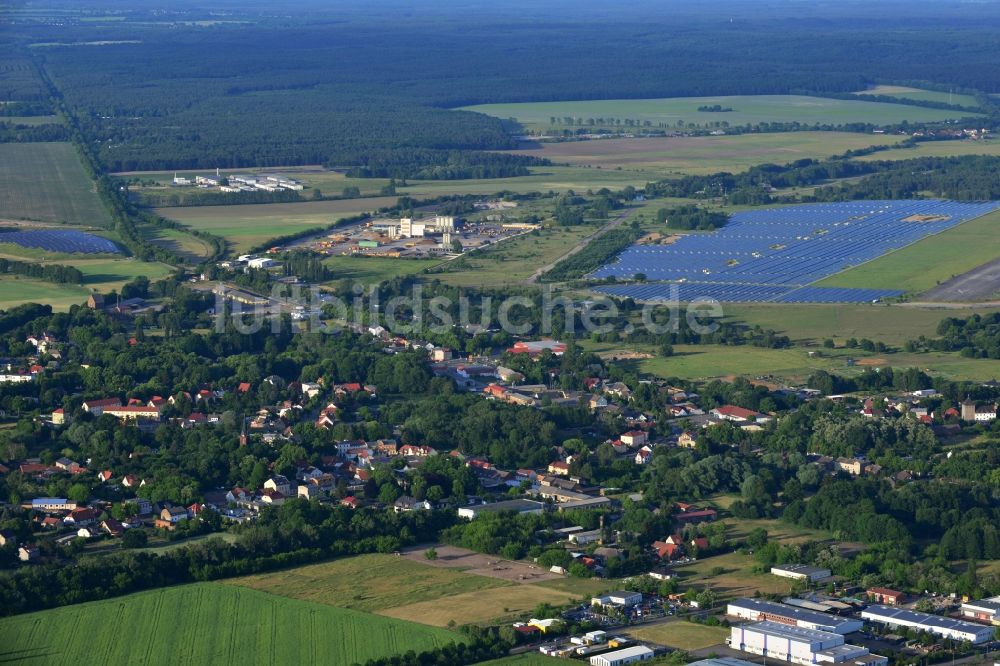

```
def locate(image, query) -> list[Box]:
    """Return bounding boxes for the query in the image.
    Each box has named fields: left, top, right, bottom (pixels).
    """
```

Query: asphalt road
left=921, top=256, right=1000, bottom=302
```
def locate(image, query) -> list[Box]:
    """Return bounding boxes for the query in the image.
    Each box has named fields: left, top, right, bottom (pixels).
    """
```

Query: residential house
left=547, top=461, right=570, bottom=476
left=264, top=475, right=292, bottom=495
left=18, top=545, right=39, bottom=562
left=64, top=508, right=98, bottom=526
left=620, top=430, right=647, bottom=447
left=393, top=496, right=433, bottom=513
left=711, top=405, right=770, bottom=423
left=677, top=432, right=697, bottom=449
left=634, top=446, right=653, bottom=465
left=81, top=397, right=122, bottom=416
left=834, top=457, right=863, bottom=476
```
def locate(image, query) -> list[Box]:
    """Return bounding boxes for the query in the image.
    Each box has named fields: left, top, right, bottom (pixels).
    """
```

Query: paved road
left=524, top=206, right=639, bottom=284
left=921, top=256, right=1000, bottom=302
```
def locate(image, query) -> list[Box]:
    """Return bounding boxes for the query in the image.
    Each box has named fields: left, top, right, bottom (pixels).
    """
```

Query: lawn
left=380, top=584, right=580, bottom=627
left=628, top=621, right=730, bottom=650
left=155, top=197, right=399, bottom=254
left=323, top=255, right=443, bottom=285
left=815, top=209, right=1000, bottom=294
left=0, top=142, right=110, bottom=226
left=463, top=95, right=977, bottom=131
left=856, top=139, right=1000, bottom=162
left=852, top=85, right=981, bottom=108
left=0, top=276, right=91, bottom=310
left=505, top=132, right=907, bottom=176
left=0, top=583, right=462, bottom=666
left=225, top=553, right=509, bottom=614
left=430, top=225, right=596, bottom=287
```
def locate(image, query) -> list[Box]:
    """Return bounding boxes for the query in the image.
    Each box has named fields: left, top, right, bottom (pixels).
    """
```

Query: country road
left=524, top=206, right=640, bottom=284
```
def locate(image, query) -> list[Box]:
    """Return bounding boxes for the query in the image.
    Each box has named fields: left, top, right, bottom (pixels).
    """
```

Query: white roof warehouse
left=861, top=605, right=995, bottom=644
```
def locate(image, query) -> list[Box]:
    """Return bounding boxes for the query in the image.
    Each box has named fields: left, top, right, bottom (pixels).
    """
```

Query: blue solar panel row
left=0, top=229, right=121, bottom=254
left=587, top=199, right=1000, bottom=303
left=593, top=283, right=902, bottom=304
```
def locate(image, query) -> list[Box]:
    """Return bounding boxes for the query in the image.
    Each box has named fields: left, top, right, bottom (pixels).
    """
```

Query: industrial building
left=729, top=621, right=887, bottom=666
left=689, top=658, right=763, bottom=666
left=727, top=598, right=863, bottom=634
left=589, top=645, right=654, bottom=666
left=861, top=605, right=995, bottom=644
left=771, top=564, right=832, bottom=582
left=456, top=499, right=546, bottom=519
left=961, top=597, right=1000, bottom=625
left=592, top=591, right=643, bottom=608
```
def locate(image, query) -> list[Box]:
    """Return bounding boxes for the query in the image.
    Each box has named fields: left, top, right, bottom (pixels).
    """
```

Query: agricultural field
left=580, top=340, right=1000, bottom=382
left=856, top=138, right=1000, bottom=162
left=506, top=132, right=907, bottom=176
left=852, top=85, right=981, bottom=108
left=430, top=225, right=596, bottom=287
left=225, top=553, right=509, bottom=614
left=155, top=197, right=398, bottom=254
left=138, top=224, right=215, bottom=262
left=0, top=276, right=91, bottom=311
left=815, top=209, right=1000, bottom=294
left=627, top=621, right=730, bottom=650
left=463, top=95, right=978, bottom=132
left=721, top=303, right=997, bottom=346
left=0, top=583, right=463, bottom=666
left=0, top=142, right=110, bottom=227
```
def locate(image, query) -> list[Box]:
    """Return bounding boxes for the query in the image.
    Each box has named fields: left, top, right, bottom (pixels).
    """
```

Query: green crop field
left=856, top=139, right=1000, bottom=162
left=0, top=142, right=110, bottom=226
left=0, top=276, right=92, bottom=310
left=155, top=197, right=398, bottom=254
left=0, top=583, right=462, bottom=666
left=463, top=94, right=978, bottom=131
left=225, top=553, right=509, bottom=613
left=853, top=85, right=981, bottom=108
left=505, top=132, right=907, bottom=175
left=815, top=209, right=1000, bottom=293
left=722, top=303, right=998, bottom=346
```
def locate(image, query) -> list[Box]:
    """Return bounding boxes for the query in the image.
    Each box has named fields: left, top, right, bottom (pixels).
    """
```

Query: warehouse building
left=729, top=621, right=887, bottom=666
left=861, top=605, right=995, bottom=644
left=592, top=591, right=643, bottom=608
left=689, top=658, right=760, bottom=666
left=727, top=598, right=863, bottom=634
left=589, top=645, right=654, bottom=666
left=771, top=564, right=832, bottom=582
left=960, top=597, right=1000, bottom=625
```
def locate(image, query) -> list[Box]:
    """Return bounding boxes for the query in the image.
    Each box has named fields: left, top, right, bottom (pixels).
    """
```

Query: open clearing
left=0, top=276, right=91, bottom=310
left=581, top=340, right=1000, bottom=382
left=463, top=95, right=977, bottom=131
left=324, top=255, right=442, bottom=285
left=399, top=545, right=563, bottom=584
left=0, top=142, right=110, bottom=226
left=139, top=224, right=215, bottom=262
left=628, top=621, right=731, bottom=650
left=815, top=209, right=1000, bottom=294
left=852, top=85, right=981, bottom=108
left=857, top=138, right=1000, bottom=162
left=0, top=582, right=462, bottom=666
left=156, top=197, right=398, bottom=254
left=381, top=583, right=579, bottom=627
left=506, top=132, right=907, bottom=175
left=225, top=552, right=509, bottom=613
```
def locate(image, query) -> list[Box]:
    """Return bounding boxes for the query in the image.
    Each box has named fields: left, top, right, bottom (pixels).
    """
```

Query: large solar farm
left=591, top=200, right=1000, bottom=303
left=0, top=229, right=121, bottom=254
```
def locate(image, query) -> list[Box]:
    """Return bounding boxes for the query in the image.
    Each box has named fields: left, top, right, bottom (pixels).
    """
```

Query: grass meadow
left=627, top=621, right=731, bottom=650
left=0, top=276, right=91, bottom=310
left=856, top=138, right=1000, bottom=163
left=0, top=142, right=110, bottom=226
left=463, top=94, right=977, bottom=131
left=0, top=582, right=463, bottom=666
left=852, top=85, right=981, bottom=108
left=815, top=209, right=1000, bottom=293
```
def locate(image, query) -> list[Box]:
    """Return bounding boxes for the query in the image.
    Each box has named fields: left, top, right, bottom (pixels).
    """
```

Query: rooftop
left=729, top=598, right=853, bottom=629
left=736, top=620, right=841, bottom=643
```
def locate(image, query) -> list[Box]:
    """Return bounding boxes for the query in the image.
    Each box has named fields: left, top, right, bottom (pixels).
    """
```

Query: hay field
left=0, top=142, right=110, bottom=226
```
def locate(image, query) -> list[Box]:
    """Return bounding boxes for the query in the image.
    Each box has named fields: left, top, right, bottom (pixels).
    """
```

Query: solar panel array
left=589, top=200, right=1000, bottom=303
left=0, top=229, right=121, bottom=254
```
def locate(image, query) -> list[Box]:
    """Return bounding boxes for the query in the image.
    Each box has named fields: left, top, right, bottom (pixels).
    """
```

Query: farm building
left=592, top=591, right=642, bottom=608
left=770, top=564, right=831, bottom=582
left=729, top=622, right=886, bottom=666
left=726, top=598, right=862, bottom=634
left=589, top=645, right=654, bottom=666
left=456, top=499, right=546, bottom=519
left=861, top=606, right=995, bottom=644
left=960, top=597, right=1000, bottom=624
